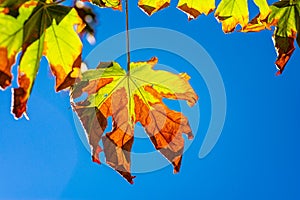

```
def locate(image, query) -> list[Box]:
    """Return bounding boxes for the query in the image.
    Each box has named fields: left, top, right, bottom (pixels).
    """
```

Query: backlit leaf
left=71, top=57, right=198, bottom=183
left=215, top=0, right=249, bottom=33
left=243, top=0, right=300, bottom=74
left=215, top=0, right=270, bottom=33
left=9, top=1, right=83, bottom=118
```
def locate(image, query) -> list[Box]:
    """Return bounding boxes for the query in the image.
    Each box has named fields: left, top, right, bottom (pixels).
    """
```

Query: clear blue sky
left=1, top=0, right=300, bottom=199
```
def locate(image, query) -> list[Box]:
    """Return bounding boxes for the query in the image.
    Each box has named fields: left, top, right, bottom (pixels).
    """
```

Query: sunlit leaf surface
left=71, top=58, right=198, bottom=183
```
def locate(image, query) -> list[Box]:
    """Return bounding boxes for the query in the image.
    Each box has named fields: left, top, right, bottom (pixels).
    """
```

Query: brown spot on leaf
left=139, top=2, right=170, bottom=16
left=139, top=5, right=155, bottom=15
left=55, top=54, right=82, bottom=91
left=242, top=14, right=271, bottom=32
left=12, top=88, right=27, bottom=118
left=12, top=74, right=31, bottom=118
left=274, top=35, right=296, bottom=75
left=172, top=155, right=182, bottom=173
left=0, top=47, right=16, bottom=89
left=2, top=8, right=9, bottom=14
left=82, top=78, right=113, bottom=95
left=177, top=3, right=202, bottom=19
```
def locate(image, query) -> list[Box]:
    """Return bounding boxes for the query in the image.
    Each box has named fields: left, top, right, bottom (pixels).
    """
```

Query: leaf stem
left=125, top=0, right=130, bottom=74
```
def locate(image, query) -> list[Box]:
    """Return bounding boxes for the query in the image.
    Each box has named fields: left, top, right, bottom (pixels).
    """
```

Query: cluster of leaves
left=136, top=0, right=300, bottom=74
left=71, top=58, right=198, bottom=183
left=0, top=0, right=198, bottom=183
left=0, top=0, right=299, bottom=183
left=75, top=0, right=300, bottom=182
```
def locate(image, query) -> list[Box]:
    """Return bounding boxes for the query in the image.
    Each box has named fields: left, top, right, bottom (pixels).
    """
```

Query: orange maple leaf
left=71, top=57, right=198, bottom=183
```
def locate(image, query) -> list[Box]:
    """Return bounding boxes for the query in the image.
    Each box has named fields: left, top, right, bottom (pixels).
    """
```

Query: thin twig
left=125, top=0, right=130, bottom=74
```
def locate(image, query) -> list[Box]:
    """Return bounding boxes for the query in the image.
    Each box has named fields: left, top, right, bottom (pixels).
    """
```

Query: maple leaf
left=0, top=1, right=84, bottom=118
left=71, top=57, right=198, bottom=183
left=243, top=0, right=300, bottom=74
left=215, top=0, right=270, bottom=33
left=80, top=0, right=122, bottom=10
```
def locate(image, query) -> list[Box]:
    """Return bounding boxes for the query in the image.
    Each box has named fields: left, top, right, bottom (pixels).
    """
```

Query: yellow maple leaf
left=215, top=0, right=270, bottom=33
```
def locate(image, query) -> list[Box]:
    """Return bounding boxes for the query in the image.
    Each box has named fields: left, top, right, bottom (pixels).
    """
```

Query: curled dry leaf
left=243, top=0, right=299, bottom=74
left=71, top=57, right=198, bottom=183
